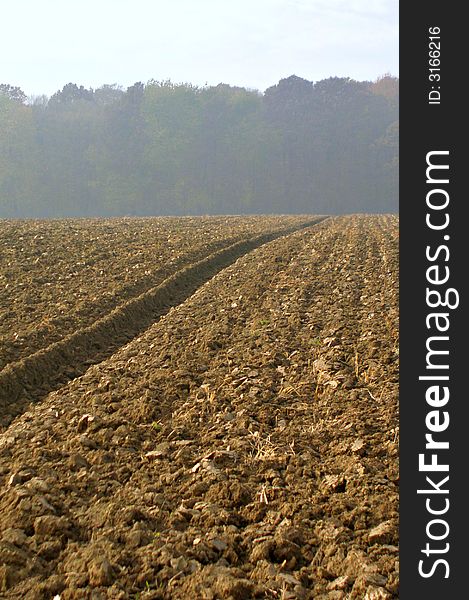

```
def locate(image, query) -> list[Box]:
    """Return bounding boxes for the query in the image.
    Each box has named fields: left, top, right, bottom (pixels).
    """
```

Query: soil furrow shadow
left=0, top=217, right=327, bottom=429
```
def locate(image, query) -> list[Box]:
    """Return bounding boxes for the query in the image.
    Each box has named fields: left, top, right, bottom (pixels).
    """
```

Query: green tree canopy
left=0, top=75, right=398, bottom=218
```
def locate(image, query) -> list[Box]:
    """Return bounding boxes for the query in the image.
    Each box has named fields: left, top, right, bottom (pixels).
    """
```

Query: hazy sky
left=1, top=0, right=398, bottom=97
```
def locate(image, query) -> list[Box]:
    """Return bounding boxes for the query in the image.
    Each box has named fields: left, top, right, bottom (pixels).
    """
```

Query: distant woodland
left=0, top=75, right=398, bottom=218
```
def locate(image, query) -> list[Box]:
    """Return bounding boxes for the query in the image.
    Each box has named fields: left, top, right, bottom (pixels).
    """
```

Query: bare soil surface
left=0, top=215, right=399, bottom=599
left=0, top=216, right=312, bottom=371
left=0, top=217, right=322, bottom=428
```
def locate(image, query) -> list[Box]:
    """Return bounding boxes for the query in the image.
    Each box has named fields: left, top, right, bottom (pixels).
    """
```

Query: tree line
left=0, top=75, right=398, bottom=218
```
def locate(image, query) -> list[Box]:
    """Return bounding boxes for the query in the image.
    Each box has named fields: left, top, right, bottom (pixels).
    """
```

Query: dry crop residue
left=0, top=215, right=399, bottom=599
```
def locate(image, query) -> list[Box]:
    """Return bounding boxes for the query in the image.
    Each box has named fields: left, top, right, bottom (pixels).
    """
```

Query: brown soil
left=0, top=216, right=313, bottom=371
left=0, top=217, right=323, bottom=428
left=0, top=215, right=399, bottom=599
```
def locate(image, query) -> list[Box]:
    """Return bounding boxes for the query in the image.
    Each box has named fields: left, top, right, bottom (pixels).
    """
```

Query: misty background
left=0, top=0, right=398, bottom=218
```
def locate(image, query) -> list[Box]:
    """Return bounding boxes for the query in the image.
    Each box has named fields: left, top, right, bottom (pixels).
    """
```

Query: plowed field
left=0, top=216, right=320, bottom=426
left=0, top=215, right=399, bottom=599
left=0, top=216, right=314, bottom=371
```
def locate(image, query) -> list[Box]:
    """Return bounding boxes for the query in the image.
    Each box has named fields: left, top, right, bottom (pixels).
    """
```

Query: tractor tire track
left=1, top=236, right=250, bottom=371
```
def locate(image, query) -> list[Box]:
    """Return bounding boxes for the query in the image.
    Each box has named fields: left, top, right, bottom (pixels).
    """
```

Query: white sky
left=1, top=0, right=398, bottom=97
